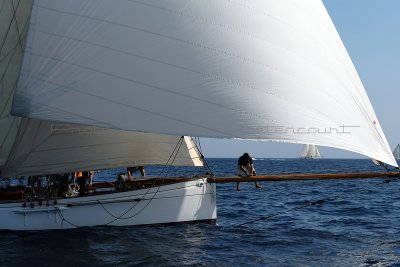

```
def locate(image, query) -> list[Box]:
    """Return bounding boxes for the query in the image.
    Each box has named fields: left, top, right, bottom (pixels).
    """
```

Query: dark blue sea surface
left=1, top=159, right=400, bottom=266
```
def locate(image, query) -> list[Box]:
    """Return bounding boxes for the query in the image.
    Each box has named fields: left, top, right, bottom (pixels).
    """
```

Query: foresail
left=11, top=0, right=397, bottom=166
left=2, top=119, right=203, bottom=177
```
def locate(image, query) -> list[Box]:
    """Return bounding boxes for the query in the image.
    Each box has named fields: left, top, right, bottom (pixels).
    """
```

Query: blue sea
left=1, top=158, right=400, bottom=266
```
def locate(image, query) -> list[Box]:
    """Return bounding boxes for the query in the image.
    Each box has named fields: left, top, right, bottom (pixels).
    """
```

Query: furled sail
left=2, top=119, right=203, bottom=177
left=393, top=145, right=400, bottom=160
left=11, top=0, right=397, bottom=166
left=300, top=144, right=321, bottom=159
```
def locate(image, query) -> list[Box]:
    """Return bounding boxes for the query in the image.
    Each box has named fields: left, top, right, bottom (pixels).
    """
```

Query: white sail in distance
left=393, top=145, right=400, bottom=160
left=301, top=144, right=321, bottom=159
left=300, top=145, right=310, bottom=159
left=11, top=0, right=397, bottom=166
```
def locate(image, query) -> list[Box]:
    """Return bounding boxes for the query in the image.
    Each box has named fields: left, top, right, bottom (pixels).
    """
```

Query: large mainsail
left=0, top=0, right=203, bottom=177
left=10, top=0, right=397, bottom=166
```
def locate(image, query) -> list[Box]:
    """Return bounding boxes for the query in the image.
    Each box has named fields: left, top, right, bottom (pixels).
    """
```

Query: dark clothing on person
left=236, top=153, right=261, bottom=191
left=238, top=155, right=253, bottom=167
left=77, top=171, right=89, bottom=196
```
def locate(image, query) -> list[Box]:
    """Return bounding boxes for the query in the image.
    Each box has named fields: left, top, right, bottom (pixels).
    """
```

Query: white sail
left=2, top=119, right=203, bottom=177
left=301, top=144, right=321, bottom=159
left=315, top=146, right=321, bottom=158
left=10, top=0, right=396, bottom=166
left=0, top=0, right=216, bottom=232
left=0, top=0, right=203, bottom=177
left=393, top=144, right=400, bottom=160
left=0, top=0, right=32, bottom=170
left=300, top=145, right=310, bottom=158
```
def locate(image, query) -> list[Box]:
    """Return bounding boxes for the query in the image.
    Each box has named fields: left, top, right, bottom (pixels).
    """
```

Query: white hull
left=0, top=178, right=217, bottom=231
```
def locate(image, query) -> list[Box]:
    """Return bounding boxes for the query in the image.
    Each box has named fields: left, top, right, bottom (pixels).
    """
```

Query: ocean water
left=1, top=158, right=400, bottom=267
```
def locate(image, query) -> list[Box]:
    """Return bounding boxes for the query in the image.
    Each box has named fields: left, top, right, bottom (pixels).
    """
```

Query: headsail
left=2, top=119, right=203, bottom=177
left=9, top=0, right=397, bottom=166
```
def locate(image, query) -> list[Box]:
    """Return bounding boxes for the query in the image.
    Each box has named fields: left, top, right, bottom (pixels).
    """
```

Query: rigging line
left=103, top=137, right=190, bottom=224
left=10, top=0, right=24, bottom=51
left=101, top=162, right=176, bottom=223
left=192, top=136, right=214, bottom=176
left=0, top=0, right=7, bottom=14
left=235, top=196, right=338, bottom=227
left=101, top=184, right=158, bottom=223
left=99, top=192, right=210, bottom=221
left=54, top=206, right=79, bottom=228
left=91, top=137, right=198, bottom=225
left=0, top=0, right=21, bottom=56
left=0, top=13, right=31, bottom=110
left=0, top=43, right=18, bottom=64
left=101, top=168, right=176, bottom=223
left=103, top=184, right=164, bottom=225
left=156, top=136, right=185, bottom=178
left=0, top=18, right=30, bottom=66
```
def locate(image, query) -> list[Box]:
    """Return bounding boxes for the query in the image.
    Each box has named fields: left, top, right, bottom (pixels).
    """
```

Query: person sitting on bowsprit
left=237, top=153, right=261, bottom=191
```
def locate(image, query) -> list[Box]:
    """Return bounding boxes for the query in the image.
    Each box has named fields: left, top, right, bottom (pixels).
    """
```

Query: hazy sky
left=200, top=0, right=400, bottom=159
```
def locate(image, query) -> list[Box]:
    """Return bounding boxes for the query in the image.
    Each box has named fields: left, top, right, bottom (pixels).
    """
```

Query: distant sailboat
left=0, top=0, right=397, bottom=230
left=300, top=145, right=321, bottom=159
left=393, top=145, right=400, bottom=160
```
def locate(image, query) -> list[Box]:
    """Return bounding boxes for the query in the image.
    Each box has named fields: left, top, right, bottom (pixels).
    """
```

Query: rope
left=156, top=136, right=185, bottom=177
left=0, top=0, right=21, bottom=99
left=55, top=206, right=79, bottom=228
left=101, top=136, right=189, bottom=224
left=52, top=137, right=195, bottom=226
left=0, top=0, right=21, bottom=55
left=193, top=137, right=214, bottom=176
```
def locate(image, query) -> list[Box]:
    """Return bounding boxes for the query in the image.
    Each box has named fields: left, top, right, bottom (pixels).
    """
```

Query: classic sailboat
left=0, top=0, right=398, bottom=230
left=300, top=145, right=321, bottom=159
left=393, top=145, right=400, bottom=160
